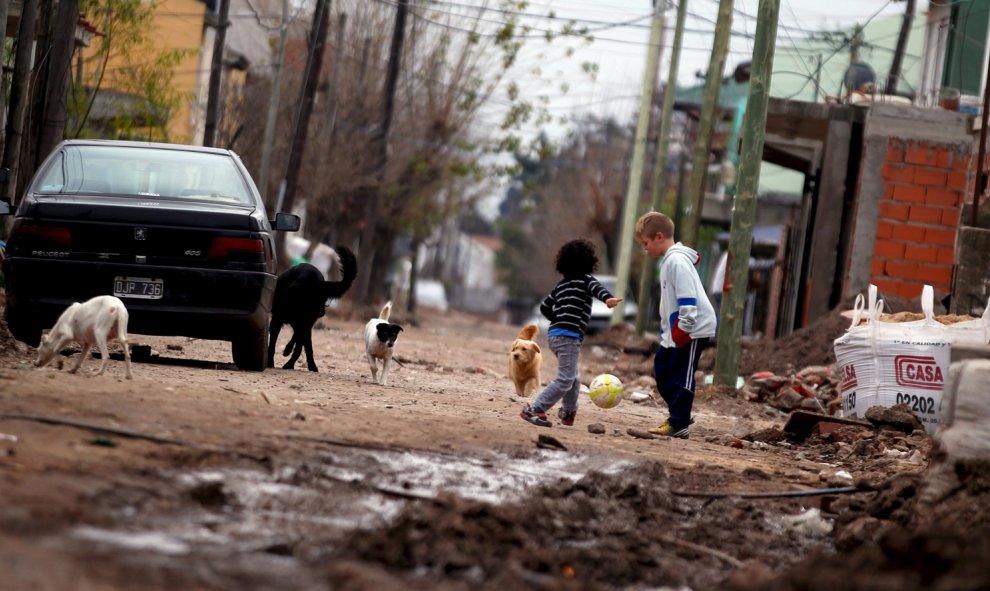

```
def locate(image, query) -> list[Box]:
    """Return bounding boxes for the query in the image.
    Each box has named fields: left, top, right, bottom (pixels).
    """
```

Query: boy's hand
left=671, top=321, right=692, bottom=347
left=605, top=297, right=623, bottom=309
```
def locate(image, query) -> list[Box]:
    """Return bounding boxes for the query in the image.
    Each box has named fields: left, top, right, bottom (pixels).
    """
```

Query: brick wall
left=872, top=138, right=970, bottom=298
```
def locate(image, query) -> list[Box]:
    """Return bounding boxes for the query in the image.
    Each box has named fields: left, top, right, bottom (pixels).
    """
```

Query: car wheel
left=232, top=325, right=268, bottom=371
left=5, top=306, right=41, bottom=347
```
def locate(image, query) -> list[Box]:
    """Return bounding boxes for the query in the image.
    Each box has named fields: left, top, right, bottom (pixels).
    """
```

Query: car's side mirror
left=272, top=212, right=300, bottom=232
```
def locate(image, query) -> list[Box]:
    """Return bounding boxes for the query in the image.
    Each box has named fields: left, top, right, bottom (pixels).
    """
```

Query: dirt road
left=0, top=306, right=940, bottom=589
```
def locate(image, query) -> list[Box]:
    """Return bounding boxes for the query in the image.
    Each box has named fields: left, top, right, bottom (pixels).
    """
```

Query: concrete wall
left=847, top=104, right=972, bottom=299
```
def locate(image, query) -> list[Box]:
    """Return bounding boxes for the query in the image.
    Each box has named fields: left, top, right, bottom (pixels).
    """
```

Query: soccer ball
left=588, top=374, right=624, bottom=409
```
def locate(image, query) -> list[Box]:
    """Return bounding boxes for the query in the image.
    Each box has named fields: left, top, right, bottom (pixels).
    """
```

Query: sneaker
left=521, top=404, right=552, bottom=427
left=647, top=420, right=690, bottom=439
left=557, top=408, right=577, bottom=426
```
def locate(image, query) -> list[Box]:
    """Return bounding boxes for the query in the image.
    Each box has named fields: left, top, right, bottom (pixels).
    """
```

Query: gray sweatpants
left=531, top=336, right=582, bottom=413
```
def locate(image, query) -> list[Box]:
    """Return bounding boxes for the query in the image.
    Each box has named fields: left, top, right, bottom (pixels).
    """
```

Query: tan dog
left=508, top=324, right=542, bottom=395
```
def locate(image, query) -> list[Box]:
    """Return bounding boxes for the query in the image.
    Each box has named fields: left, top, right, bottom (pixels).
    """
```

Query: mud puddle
left=46, top=446, right=840, bottom=590
left=55, top=447, right=636, bottom=588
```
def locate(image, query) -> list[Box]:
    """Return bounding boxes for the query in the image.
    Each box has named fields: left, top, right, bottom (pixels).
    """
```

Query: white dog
left=35, top=295, right=133, bottom=379
left=365, top=301, right=403, bottom=386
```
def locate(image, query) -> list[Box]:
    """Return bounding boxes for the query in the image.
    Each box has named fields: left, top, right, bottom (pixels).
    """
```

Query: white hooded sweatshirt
left=658, top=243, right=717, bottom=348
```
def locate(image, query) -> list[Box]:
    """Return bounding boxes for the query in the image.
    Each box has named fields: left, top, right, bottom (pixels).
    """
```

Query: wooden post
left=352, top=0, right=409, bottom=303
left=714, top=0, right=781, bottom=386
left=680, top=0, right=733, bottom=248
left=2, top=0, right=39, bottom=206
left=610, top=0, right=665, bottom=326
left=273, top=0, right=331, bottom=270
left=203, top=0, right=231, bottom=147
left=259, top=0, right=291, bottom=211
left=635, top=0, right=689, bottom=335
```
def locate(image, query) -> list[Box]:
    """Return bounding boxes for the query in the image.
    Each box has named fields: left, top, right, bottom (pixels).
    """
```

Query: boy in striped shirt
left=520, top=239, right=622, bottom=427
left=635, top=212, right=717, bottom=439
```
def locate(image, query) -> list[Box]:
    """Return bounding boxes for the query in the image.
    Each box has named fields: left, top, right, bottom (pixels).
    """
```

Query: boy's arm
left=669, top=261, right=702, bottom=347
left=587, top=275, right=623, bottom=309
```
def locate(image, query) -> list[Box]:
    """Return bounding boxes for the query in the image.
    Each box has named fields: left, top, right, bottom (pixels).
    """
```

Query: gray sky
left=465, top=0, right=910, bottom=141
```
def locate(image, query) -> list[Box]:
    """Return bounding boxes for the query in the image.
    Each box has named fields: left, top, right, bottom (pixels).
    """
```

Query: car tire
left=5, top=306, right=41, bottom=347
left=232, top=325, right=268, bottom=372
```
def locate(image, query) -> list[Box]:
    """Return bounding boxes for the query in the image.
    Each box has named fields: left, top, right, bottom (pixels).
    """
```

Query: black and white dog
left=268, top=246, right=357, bottom=372
left=365, top=301, right=403, bottom=386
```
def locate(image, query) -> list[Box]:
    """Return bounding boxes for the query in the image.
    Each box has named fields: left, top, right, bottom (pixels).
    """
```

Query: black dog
left=268, top=246, right=357, bottom=371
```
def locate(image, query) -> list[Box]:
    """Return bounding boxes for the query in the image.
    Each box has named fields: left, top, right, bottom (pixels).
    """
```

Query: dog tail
left=111, top=302, right=130, bottom=343
left=323, top=246, right=358, bottom=300
left=517, top=323, right=538, bottom=340
left=379, top=301, right=393, bottom=320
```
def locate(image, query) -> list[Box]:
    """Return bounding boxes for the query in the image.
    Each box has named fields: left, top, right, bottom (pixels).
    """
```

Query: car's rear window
left=35, top=145, right=254, bottom=205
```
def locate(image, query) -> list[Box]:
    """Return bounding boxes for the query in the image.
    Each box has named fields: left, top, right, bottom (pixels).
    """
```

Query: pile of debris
left=740, top=365, right=840, bottom=414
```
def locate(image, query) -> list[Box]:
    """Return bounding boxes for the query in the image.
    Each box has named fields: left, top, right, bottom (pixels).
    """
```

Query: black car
left=1, top=140, right=299, bottom=370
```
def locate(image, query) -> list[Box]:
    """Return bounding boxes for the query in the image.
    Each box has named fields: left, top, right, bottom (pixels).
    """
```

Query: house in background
left=76, top=0, right=276, bottom=144
left=918, top=0, right=990, bottom=111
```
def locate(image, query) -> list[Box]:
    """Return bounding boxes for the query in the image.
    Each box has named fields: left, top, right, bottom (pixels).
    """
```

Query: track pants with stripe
left=653, top=338, right=708, bottom=429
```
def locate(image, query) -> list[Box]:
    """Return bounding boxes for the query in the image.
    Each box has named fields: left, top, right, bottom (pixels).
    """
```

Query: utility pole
left=352, top=0, right=409, bottom=304
left=635, top=0, right=689, bottom=335
left=610, top=0, right=666, bottom=326
left=714, top=0, right=780, bottom=386
left=324, top=13, right=348, bottom=136
left=0, top=0, right=8, bottom=160
left=203, top=0, right=231, bottom=147
left=260, top=0, right=291, bottom=210
left=2, top=0, right=39, bottom=206
left=274, top=0, right=331, bottom=269
left=886, top=0, right=915, bottom=95
left=36, top=0, right=79, bottom=164
left=681, top=0, right=733, bottom=248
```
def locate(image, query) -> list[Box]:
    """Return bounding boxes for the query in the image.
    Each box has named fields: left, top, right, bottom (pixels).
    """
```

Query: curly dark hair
left=554, top=239, right=599, bottom=278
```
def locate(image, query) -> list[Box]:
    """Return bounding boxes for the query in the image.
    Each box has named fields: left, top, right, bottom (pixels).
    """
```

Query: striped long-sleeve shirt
left=540, top=274, right=614, bottom=339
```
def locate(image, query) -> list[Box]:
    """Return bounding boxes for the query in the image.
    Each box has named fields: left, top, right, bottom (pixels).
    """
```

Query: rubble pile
left=741, top=366, right=840, bottom=413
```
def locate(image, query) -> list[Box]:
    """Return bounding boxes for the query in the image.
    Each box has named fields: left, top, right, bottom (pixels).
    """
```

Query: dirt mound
left=737, top=306, right=851, bottom=376
left=722, top=462, right=990, bottom=591
left=327, top=462, right=828, bottom=590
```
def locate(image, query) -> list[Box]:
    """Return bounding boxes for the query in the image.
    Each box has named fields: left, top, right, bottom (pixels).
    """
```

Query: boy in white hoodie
left=635, top=212, right=717, bottom=439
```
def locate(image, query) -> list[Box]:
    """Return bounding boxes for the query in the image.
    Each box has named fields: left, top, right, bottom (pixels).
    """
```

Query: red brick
left=909, top=205, right=944, bottom=224
left=877, top=222, right=895, bottom=239
left=906, top=143, right=939, bottom=166
left=875, top=240, right=906, bottom=258
left=926, top=188, right=962, bottom=207
left=914, top=168, right=948, bottom=186
left=891, top=225, right=926, bottom=241
left=892, top=184, right=927, bottom=202
left=899, top=282, right=924, bottom=298
left=904, top=244, right=939, bottom=263
left=926, top=227, right=957, bottom=246
left=936, top=247, right=955, bottom=265
left=951, top=151, right=972, bottom=170
left=918, top=264, right=953, bottom=284
left=880, top=202, right=910, bottom=221
left=882, top=164, right=914, bottom=183
left=887, top=141, right=904, bottom=162
left=885, top=260, right=918, bottom=280
left=932, top=282, right=952, bottom=294
left=872, top=278, right=904, bottom=295
left=935, top=148, right=952, bottom=169
left=872, top=259, right=885, bottom=275
left=948, top=170, right=969, bottom=190
left=942, top=208, right=962, bottom=227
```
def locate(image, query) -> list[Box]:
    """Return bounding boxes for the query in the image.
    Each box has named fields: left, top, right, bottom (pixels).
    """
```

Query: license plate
left=113, top=276, right=164, bottom=300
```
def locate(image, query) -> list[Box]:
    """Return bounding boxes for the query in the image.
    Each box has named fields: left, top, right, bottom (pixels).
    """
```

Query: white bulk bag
left=834, top=285, right=989, bottom=434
